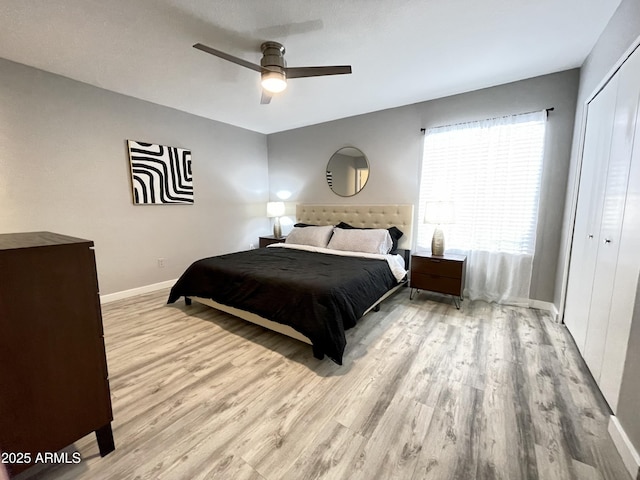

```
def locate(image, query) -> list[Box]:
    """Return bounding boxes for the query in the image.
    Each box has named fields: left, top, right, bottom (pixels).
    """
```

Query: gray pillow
left=285, top=225, right=334, bottom=248
left=326, top=228, right=393, bottom=254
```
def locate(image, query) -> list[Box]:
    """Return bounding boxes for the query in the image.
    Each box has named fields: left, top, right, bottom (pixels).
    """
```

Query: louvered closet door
left=597, top=46, right=640, bottom=411
left=563, top=74, right=618, bottom=353
left=583, top=48, right=640, bottom=384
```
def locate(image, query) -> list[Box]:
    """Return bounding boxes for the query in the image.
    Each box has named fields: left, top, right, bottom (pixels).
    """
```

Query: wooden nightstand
left=259, top=235, right=286, bottom=248
left=410, top=252, right=466, bottom=309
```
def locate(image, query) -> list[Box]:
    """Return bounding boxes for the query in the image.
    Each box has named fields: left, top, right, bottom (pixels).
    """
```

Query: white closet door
left=584, top=47, right=640, bottom=383
left=564, top=75, right=619, bottom=353
left=599, top=46, right=640, bottom=411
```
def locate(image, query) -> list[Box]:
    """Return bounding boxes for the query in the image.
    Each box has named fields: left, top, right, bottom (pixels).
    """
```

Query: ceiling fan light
left=261, top=71, right=287, bottom=93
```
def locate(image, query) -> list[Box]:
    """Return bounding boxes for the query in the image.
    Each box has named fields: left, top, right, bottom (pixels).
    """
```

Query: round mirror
left=326, top=147, right=370, bottom=197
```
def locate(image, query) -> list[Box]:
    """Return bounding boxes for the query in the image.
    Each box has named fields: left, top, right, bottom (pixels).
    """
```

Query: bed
left=167, top=204, right=414, bottom=364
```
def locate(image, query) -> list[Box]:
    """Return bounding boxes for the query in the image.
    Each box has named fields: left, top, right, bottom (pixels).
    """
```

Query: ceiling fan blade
left=260, top=91, right=273, bottom=104
left=193, top=43, right=262, bottom=73
left=285, top=65, right=352, bottom=79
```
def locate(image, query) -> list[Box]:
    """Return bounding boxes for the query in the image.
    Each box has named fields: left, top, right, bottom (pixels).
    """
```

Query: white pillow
left=326, top=228, right=393, bottom=255
left=285, top=225, right=334, bottom=248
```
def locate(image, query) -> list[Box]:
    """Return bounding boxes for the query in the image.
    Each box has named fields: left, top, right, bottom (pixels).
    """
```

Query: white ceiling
left=0, top=0, right=621, bottom=134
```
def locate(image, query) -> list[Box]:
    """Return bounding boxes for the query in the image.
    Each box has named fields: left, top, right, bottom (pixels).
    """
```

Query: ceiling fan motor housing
left=260, top=41, right=286, bottom=75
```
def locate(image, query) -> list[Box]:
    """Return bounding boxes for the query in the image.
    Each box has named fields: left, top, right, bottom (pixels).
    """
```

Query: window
left=418, top=110, right=547, bottom=304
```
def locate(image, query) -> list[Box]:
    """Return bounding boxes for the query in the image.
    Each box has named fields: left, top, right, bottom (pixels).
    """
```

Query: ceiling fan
left=193, top=41, right=352, bottom=104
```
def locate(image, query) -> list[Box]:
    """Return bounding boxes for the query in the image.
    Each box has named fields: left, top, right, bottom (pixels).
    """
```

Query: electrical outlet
left=249, top=243, right=255, bottom=250
left=157, top=258, right=165, bottom=268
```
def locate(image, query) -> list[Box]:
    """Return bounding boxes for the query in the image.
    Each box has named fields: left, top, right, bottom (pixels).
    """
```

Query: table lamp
left=267, top=201, right=286, bottom=238
left=424, top=201, right=455, bottom=256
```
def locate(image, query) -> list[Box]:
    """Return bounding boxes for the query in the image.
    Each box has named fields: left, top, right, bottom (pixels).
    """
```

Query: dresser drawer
left=411, top=272, right=463, bottom=296
left=411, top=256, right=463, bottom=279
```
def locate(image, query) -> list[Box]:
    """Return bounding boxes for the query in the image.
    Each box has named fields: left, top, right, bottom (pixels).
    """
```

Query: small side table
left=259, top=235, right=287, bottom=248
left=410, top=252, right=466, bottom=309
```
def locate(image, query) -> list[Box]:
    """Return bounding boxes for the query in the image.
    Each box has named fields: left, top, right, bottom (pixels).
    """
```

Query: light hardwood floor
left=18, top=288, right=630, bottom=480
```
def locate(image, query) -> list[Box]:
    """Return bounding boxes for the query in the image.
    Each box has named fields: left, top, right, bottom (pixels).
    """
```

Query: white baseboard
left=100, top=279, right=177, bottom=304
left=609, top=415, right=640, bottom=480
left=529, top=299, right=559, bottom=320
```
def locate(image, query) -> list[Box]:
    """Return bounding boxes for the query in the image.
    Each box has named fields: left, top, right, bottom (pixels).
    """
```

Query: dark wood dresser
left=410, top=252, right=466, bottom=309
left=0, top=232, right=114, bottom=476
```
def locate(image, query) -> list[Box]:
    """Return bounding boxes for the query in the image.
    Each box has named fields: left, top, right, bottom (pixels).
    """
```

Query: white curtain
left=418, top=110, right=547, bottom=305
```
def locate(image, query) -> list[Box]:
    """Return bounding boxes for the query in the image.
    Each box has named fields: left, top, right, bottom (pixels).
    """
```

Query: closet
left=564, top=44, right=640, bottom=413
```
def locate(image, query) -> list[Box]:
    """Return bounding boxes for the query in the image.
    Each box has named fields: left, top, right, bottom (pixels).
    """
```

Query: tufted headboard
left=296, top=204, right=414, bottom=251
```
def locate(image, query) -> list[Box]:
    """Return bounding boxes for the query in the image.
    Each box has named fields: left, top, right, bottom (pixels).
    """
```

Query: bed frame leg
left=373, top=304, right=381, bottom=312
left=185, top=297, right=192, bottom=306
left=312, top=344, right=324, bottom=360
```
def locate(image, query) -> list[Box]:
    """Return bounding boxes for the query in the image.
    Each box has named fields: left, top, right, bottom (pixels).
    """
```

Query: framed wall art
left=127, top=140, right=193, bottom=204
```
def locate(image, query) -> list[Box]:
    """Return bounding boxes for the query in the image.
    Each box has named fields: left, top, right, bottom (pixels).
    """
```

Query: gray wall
left=559, top=0, right=640, bottom=458
left=268, top=69, right=580, bottom=304
left=0, top=58, right=269, bottom=295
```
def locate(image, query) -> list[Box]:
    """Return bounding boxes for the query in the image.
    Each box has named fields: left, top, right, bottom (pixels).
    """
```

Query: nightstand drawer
left=411, top=256, right=463, bottom=279
left=411, top=273, right=462, bottom=296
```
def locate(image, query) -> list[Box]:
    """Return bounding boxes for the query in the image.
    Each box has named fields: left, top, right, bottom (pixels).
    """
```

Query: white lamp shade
left=266, top=201, right=285, bottom=218
left=424, top=201, right=455, bottom=225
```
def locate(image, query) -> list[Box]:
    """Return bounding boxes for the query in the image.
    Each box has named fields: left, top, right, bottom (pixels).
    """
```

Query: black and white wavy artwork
left=127, top=140, right=193, bottom=204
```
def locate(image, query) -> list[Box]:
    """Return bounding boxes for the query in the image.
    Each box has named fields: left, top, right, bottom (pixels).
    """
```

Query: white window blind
left=418, top=110, right=547, bottom=304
